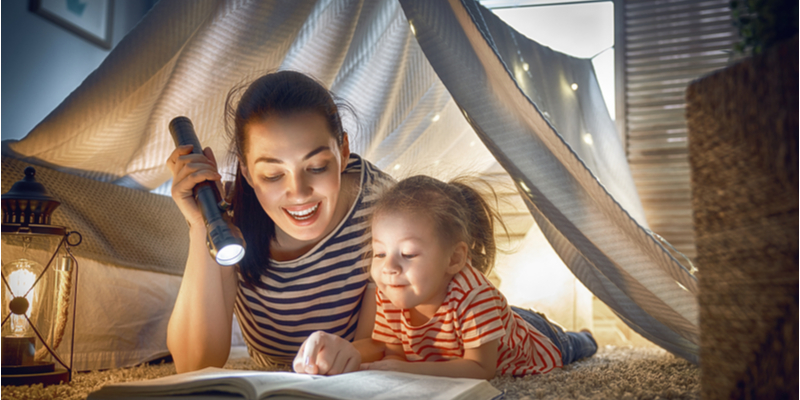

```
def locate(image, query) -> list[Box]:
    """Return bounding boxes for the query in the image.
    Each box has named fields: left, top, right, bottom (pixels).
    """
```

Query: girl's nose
left=383, top=255, right=402, bottom=274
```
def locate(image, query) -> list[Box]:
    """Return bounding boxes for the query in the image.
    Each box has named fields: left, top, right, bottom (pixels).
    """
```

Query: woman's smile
left=283, top=202, right=321, bottom=222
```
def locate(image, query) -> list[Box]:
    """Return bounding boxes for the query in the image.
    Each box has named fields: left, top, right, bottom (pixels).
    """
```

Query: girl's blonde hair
left=372, top=175, right=506, bottom=275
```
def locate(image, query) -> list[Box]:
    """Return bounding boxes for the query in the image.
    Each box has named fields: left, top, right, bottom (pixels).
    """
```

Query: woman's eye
left=262, top=174, right=283, bottom=182
left=402, top=253, right=417, bottom=259
left=309, top=165, right=328, bottom=174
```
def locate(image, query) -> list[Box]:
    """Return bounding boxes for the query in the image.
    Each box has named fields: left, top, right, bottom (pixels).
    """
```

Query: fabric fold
left=398, top=0, right=699, bottom=363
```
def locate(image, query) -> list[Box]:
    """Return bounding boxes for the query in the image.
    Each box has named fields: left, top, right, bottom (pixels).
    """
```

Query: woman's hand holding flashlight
left=167, top=144, right=222, bottom=230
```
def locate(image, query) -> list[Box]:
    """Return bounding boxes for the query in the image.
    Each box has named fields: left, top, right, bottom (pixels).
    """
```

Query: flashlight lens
left=216, top=244, right=245, bottom=266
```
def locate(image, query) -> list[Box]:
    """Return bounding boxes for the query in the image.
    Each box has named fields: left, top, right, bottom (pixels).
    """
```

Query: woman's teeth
left=287, top=204, right=319, bottom=220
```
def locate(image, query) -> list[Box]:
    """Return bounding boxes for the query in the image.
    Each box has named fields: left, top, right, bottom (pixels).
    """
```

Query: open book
left=86, top=367, right=503, bottom=400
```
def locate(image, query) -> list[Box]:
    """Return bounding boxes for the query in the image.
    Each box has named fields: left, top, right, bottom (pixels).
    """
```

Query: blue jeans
left=511, top=306, right=597, bottom=366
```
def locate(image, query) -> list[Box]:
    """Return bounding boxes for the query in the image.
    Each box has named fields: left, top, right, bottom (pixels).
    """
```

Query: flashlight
left=169, top=116, right=246, bottom=266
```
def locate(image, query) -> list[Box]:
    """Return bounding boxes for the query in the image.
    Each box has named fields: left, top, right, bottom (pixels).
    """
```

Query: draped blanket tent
left=1, top=0, right=699, bottom=370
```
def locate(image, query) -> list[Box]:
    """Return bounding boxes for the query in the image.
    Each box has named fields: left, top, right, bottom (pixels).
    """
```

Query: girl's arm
left=363, top=340, right=499, bottom=380
left=166, top=145, right=239, bottom=373
left=352, top=283, right=385, bottom=364
left=294, top=285, right=386, bottom=374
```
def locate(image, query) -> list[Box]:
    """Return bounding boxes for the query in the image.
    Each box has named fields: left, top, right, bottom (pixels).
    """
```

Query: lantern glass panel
left=2, top=233, right=72, bottom=367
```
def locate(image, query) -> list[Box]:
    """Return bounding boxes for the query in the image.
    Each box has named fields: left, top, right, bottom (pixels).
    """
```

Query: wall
left=1, top=0, right=157, bottom=141
left=495, top=226, right=594, bottom=332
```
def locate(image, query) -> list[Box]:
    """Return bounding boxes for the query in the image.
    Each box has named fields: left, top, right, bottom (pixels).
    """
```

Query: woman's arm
left=166, top=145, right=239, bottom=373
left=167, top=227, right=239, bottom=373
left=363, top=340, right=499, bottom=380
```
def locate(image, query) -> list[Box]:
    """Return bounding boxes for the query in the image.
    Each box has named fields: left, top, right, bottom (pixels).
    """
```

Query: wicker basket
left=685, top=36, right=798, bottom=399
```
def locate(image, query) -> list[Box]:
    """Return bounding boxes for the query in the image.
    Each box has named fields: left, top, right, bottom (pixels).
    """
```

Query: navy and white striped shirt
left=234, top=154, right=393, bottom=367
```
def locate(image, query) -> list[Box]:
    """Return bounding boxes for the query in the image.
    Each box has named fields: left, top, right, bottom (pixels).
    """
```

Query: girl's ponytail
left=450, top=178, right=504, bottom=275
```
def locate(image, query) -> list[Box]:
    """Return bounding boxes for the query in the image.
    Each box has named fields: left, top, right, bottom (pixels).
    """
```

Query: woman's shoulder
left=348, top=153, right=395, bottom=199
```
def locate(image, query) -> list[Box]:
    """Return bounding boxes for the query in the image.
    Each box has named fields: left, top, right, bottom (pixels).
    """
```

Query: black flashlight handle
left=168, top=117, right=223, bottom=224
left=169, top=116, right=245, bottom=265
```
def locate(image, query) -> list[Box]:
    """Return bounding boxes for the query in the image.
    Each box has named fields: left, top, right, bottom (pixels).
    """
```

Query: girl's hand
left=293, top=331, right=361, bottom=375
left=166, top=145, right=222, bottom=229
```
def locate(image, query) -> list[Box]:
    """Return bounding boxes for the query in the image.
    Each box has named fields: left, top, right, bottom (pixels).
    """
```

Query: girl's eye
left=373, top=253, right=386, bottom=259
left=402, top=253, right=417, bottom=259
left=263, top=174, right=283, bottom=182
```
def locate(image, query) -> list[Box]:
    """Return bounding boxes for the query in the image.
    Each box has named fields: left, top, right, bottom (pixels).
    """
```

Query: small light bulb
left=469, top=141, right=475, bottom=147
left=519, top=181, right=531, bottom=194
left=432, top=114, right=440, bottom=122
left=7, top=262, right=38, bottom=335
left=393, top=164, right=401, bottom=171
left=409, top=23, right=416, bottom=35
left=216, top=244, right=245, bottom=266
left=583, top=133, right=593, bottom=145
left=522, top=62, right=529, bottom=71
left=571, top=83, right=578, bottom=91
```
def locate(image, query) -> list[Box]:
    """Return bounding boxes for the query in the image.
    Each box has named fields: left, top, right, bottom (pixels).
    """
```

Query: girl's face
left=240, top=111, right=350, bottom=246
left=370, top=211, right=466, bottom=318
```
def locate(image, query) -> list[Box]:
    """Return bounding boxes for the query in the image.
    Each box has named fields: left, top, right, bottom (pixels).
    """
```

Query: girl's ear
left=340, top=132, right=351, bottom=173
left=447, top=241, right=469, bottom=274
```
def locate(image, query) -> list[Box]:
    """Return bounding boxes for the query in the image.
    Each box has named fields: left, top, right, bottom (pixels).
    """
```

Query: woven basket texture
left=1, top=156, right=189, bottom=276
left=685, top=36, right=798, bottom=399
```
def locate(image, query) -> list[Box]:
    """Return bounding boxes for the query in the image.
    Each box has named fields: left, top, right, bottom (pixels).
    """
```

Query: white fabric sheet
left=2, top=0, right=699, bottom=367
left=399, top=0, right=698, bottom=362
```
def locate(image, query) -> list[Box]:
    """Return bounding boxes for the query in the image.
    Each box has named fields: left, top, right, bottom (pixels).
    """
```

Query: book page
left=88, top=368, right=502, bottom=400
left=265, top=371, right=501, bottom=400
left=87, top=368, right=314, bottom=399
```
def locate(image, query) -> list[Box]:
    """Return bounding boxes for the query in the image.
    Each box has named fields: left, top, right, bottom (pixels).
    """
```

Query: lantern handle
left=65, top=231, right=82, bottom=247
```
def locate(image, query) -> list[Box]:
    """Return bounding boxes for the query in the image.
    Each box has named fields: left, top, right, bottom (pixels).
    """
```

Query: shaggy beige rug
left=1, top=345, right=699, bottom=400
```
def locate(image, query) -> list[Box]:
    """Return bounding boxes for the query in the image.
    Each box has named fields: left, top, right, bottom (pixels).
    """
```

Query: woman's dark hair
left=371, top=175, right=505, bottom=275
left=225, top=70, right=349, bottom=284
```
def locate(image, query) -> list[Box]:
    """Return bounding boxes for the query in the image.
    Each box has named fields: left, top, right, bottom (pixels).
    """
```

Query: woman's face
left=240, top=111, right=350, bottom=245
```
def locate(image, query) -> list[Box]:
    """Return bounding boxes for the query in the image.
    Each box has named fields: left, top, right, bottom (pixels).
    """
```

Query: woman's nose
left=286, top=173, right=312, bottom=199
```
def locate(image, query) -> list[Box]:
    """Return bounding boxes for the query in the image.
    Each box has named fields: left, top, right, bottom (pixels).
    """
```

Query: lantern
left=1, top=166, right=81, bottom=386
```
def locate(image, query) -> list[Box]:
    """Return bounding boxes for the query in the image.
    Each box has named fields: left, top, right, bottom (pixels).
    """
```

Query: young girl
left=330, top=175, right=596, bottom=378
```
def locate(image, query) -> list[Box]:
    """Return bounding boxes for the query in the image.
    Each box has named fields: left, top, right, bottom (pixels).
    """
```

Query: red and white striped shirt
left=372, top=265, right=563, bottom=376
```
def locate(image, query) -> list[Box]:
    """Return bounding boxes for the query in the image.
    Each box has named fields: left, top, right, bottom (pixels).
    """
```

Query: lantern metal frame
left=1, top=166, right=82, bottom=386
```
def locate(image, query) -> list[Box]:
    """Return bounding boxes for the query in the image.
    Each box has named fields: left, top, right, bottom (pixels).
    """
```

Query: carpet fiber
left=1, top=346, right=699, bottom=399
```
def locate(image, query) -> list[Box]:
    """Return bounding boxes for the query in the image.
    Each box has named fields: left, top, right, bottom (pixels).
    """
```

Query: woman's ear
left=447, top=241, right=469, bottom=274
left=340, top=133, right=351, bottom=173
left=239, top=160, right=253, bottom=186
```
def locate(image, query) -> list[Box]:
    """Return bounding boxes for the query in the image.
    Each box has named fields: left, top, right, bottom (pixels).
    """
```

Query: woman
left=166, top=71, right=393, bottom=374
